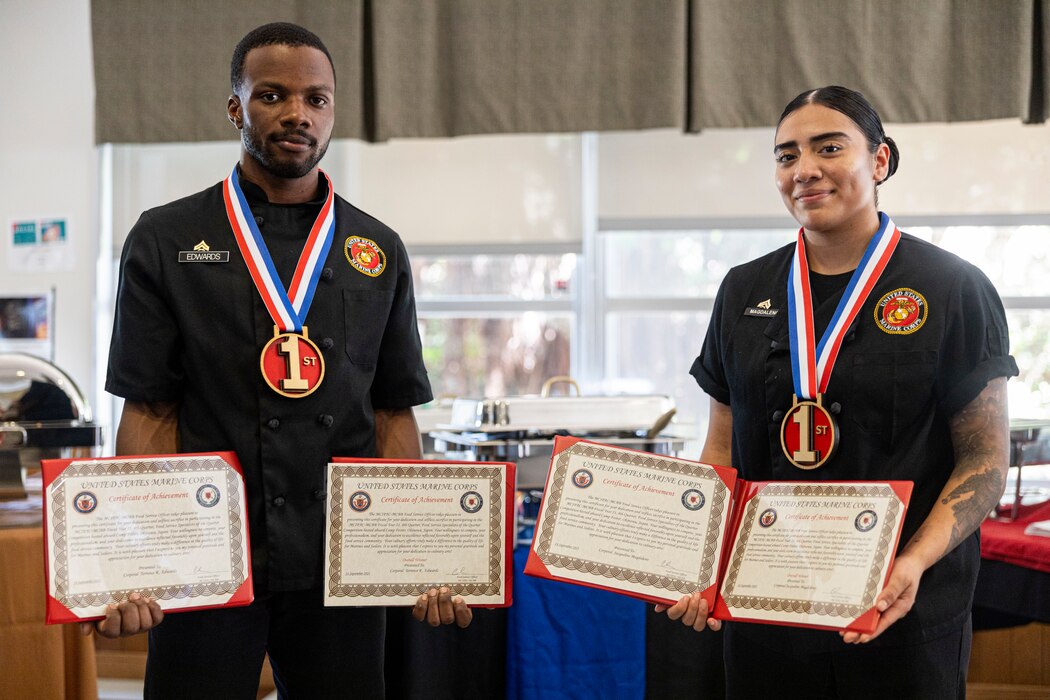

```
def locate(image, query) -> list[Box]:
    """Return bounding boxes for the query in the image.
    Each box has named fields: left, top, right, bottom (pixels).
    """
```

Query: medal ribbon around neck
left=787, top=212, right=901, bottom=399
left=224, top=166, right=334, bottom=398
left=222, top=166, right=335, bottom=333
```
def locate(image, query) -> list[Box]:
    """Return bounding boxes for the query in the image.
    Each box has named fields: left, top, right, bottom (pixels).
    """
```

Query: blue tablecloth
left=507, top=545, right=646, bottom=699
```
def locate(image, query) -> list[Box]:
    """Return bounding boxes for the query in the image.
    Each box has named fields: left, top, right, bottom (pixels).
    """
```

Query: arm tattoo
left=943, top=382, right=1009, bottom=554
left=940, top=471, right=1004, bottom=547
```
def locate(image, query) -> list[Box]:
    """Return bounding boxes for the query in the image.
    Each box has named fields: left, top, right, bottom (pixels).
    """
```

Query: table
left=0, top=526, right=96, bottom=699
left=1005, top=419, right=1050, bottom=520
left=975, top=500, right=1050, bottom=627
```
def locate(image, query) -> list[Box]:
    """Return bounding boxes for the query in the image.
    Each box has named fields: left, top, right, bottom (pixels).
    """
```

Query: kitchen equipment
left=0, top=353, right=103, bottom=520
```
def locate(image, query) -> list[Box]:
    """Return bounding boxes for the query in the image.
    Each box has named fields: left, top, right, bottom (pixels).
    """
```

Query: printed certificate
left=714, top=481, right=909, bottom=630
left=42, top=453, right=253, bottom=624
left=525, top=437, right=736, bottom=605
left=324, top=459, right=514, bottom=607
left=525, top=437, right=912, bottom=634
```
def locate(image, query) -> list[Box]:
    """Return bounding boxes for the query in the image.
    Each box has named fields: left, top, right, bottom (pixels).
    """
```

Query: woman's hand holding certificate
left=525, top=437, right=912, bottom=634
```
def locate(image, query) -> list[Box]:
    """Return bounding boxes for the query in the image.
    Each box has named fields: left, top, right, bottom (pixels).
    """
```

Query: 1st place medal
left=223, top=166, right=336, bottom=398
left=782, top=212, right=901, bottom=469
left=780, top=394, right=838, bottom=470
left=260, top=326, right=325, bottom=398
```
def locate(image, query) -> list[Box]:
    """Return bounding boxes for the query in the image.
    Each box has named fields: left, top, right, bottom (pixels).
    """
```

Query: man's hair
left=230, top=22, right=335, bottom=93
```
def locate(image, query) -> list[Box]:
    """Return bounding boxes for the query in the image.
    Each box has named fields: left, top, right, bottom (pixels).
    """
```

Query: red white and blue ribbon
left=222, top=167, right=335, bottom=332
left=787, top=212, right=901, bottom=399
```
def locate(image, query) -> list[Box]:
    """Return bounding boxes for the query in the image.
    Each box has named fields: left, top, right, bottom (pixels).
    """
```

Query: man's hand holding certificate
left=324, top=459, right=514, bottom=609
left=42, top=453, right=253, bottom=624
left=525, top=437, right=911, bottom=634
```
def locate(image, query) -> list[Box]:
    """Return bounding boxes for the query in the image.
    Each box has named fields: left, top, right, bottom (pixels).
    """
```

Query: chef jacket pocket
left=343, top=289, right=395, bottom=366
left=849, top=350, right=938, bottom=449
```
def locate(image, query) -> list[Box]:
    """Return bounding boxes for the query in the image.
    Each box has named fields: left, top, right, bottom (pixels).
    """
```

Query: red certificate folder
left=42, top=452, right=254, bottom=624
left=524, top=437, right=912, bottom=634
left=328, top=458, right=515, bottom=608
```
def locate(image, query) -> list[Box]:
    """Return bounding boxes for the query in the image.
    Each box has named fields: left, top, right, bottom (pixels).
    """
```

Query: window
left=595, top=220, right=1050, bottom=458
left=598, top=228, right=796, bottom=451
left=907, top=224, right=1050, bottom=418
left=411, top=249, right=576, bottom=398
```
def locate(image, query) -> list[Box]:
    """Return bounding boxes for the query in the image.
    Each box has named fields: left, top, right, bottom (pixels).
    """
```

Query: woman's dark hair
left=778, top=86, right=899, bottom=184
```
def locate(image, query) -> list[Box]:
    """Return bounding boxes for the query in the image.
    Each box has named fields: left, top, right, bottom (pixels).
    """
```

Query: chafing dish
left=0, top=353, right=104, bottom=513
left=429, top=377, right=685, bottom=489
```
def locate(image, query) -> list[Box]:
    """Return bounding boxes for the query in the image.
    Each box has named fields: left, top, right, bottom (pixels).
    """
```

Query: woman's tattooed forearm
left=942, top=380, right=1009, bottom=554
left=940, top=470, right=1005, bottom=550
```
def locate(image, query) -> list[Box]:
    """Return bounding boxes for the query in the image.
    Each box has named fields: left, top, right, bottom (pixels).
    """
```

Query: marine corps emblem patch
left=345, top=236, right=386, bottom=277
left=875, top=288, right=927, bottom=334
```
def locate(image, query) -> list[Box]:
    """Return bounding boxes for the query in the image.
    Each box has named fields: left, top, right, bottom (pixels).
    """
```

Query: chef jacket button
left=318, top=414, right=334, bottom=427
left=273, top=496, right=286, bottom=507
left=830, top=402, right=842, bottom=415
left=320, top=337, right=334, bottom=351
left=845, top=331, right=856, bottom=342
left=255, top=215, right=264, bottom=226
left=313, top=490, right=326, bottom=500
left=267, top=418, right=280, bottom=430
left=321, top=267, right=334, bottom=281
left=772, top=410, right=784, bottom=423
left=770, top=340, right=781, bottom=350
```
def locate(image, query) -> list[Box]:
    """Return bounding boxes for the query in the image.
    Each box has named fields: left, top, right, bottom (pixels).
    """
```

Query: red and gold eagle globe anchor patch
left=345, top=236, right=386, bottom=277
left=875, top=288, right=927, bottom=334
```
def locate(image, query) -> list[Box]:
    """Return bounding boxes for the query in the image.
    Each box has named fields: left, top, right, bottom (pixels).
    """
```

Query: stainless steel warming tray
left=430, top=378, right=685, bottom=489
left=440, top=377, right=676, bottom=434
left=0, top=353, right=104, bottom=510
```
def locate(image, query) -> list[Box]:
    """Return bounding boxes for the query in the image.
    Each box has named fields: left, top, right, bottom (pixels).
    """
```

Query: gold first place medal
left=780, top=394, right=839, bottom=470
left=260, top=326, right=325, bottom=398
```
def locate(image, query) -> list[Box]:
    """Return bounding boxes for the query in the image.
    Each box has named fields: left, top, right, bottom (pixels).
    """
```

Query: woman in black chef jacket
left=664, top=85, right=1018, bottom=699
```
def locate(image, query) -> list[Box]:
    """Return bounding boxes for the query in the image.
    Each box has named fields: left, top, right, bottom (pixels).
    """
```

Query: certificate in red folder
left=524, top=437, right=911, bottom=634
left=324, top=459, right=514, bottom=608
left=42, top=452, right=253, bottom=624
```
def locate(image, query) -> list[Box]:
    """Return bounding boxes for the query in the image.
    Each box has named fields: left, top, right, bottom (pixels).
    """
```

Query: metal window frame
left=593, top=214, right=1050, bottom=316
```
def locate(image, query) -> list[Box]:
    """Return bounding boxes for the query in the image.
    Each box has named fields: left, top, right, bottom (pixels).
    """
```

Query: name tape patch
left=179, top=240, right=229, bottom=263
left=178, top=251, right=230, bottom=263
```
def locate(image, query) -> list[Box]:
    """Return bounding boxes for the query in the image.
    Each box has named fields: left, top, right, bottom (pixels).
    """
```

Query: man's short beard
left=242, top=125, right=330, bottom=179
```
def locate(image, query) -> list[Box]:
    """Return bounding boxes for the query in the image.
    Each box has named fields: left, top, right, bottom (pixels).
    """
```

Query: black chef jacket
left=691, top=231, right=1018, bottom=649
left=107, top=173, right=433, bottom=591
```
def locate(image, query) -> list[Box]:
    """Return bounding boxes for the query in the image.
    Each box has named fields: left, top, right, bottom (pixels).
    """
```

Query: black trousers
left=144, top=589, right=386, bottom=700
left=723, top=617, right=972, bottom=700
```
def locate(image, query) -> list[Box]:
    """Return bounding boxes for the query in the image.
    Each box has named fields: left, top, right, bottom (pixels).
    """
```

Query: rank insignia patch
left=345, top=236, right=386, bottom=277
left=875, top=288, right=927, bottom=334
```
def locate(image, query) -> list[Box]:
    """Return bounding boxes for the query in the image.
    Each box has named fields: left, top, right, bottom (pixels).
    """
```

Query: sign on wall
left=7, top=217, right=73, bottom=272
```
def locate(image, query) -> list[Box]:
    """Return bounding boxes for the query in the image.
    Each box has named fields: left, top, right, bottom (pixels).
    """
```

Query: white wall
left=354, top=134, right=582, bottom=246
left=0, top=0, right=97, bottom=408
left=113, top=117, right=1050, bottom=256
left=598, top=121, right=1050, bottom=220
left=110, top=133, right=583, bottom=256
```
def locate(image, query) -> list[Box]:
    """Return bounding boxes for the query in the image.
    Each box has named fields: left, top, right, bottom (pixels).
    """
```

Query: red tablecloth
left=981, top=501, right=1050, bottom=574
